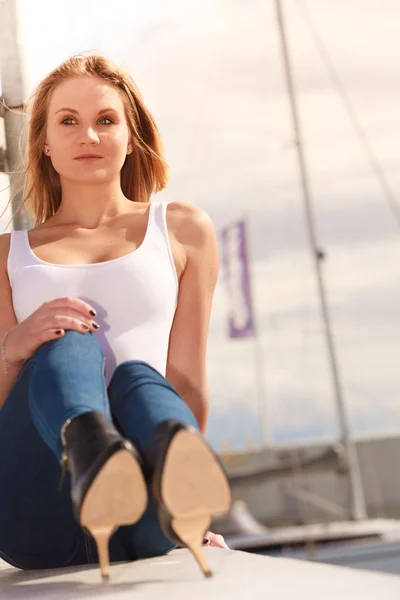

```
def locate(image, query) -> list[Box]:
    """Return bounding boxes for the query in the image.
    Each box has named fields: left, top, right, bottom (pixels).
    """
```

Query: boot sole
left=80, top=448, right=147, bottom=529
left=160, top=429, right=231, bottom=577
left=162, top=429, right=231, bottom=526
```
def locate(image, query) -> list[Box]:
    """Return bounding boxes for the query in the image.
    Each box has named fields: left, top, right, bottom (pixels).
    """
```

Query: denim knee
left=34, top=330, right=103, bottom=361
left=109, top=360, right=176, bottom=393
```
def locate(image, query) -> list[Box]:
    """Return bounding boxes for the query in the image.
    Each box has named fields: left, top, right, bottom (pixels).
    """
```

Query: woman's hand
left=4, top=297, right=99, bottom=364
left=203, top=531, right=230, bottom=549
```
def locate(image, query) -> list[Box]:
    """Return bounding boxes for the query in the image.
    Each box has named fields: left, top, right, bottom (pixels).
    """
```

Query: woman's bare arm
left=0, top=233, right=23, bottom=409
left=165, top=202, right=219, bottom=433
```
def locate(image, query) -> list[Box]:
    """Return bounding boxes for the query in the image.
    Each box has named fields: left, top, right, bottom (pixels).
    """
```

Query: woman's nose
left=78, top=127, right=100, bottom=144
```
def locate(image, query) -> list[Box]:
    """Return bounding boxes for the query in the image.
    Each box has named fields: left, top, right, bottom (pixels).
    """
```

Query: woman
left=0, top=54, right=231, bottom=581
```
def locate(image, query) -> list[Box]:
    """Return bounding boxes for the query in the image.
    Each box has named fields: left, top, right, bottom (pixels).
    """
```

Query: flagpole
left=222, top=216, right=270, bottom=449
left=242, top=214, right=270, bottom=448
left=252, top=299, right=270, bottom=449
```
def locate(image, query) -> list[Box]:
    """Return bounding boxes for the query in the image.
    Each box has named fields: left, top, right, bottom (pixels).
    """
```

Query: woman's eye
left=60, top=117, right=113, bottom=125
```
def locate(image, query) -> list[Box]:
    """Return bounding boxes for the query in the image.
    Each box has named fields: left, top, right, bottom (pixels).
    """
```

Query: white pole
left=253, top=325, right=270, bottom=448
left=0, top=0, right=31, bottom=230
left=275, top=0, right=367, bottom=520
left=243, top=213, right=270, bottom=448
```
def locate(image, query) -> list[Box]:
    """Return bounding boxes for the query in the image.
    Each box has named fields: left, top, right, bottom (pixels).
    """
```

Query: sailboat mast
left=275, top=0, right=367, bottom=520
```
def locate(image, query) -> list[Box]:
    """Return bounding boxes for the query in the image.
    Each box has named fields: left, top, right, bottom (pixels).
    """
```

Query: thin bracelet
left=0, top=330, right=27, bottom=376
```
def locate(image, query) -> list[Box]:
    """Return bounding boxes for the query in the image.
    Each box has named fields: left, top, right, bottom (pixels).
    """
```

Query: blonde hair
left=3, top=54, right=169, bottom=227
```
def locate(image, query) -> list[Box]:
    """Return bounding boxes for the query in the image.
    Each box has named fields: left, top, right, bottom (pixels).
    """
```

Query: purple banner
left=221, top=220, right=255, bottom=339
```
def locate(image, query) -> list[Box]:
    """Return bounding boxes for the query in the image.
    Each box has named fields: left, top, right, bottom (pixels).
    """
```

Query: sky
left=1, top=0, right=400, bottom=452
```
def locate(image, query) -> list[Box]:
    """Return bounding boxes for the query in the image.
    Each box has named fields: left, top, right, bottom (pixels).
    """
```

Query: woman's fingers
left=43, top=297, right=96, bottom=320
left=42, top=309, right=99, bottom=332
left=203, top=531, right=230, bottom=549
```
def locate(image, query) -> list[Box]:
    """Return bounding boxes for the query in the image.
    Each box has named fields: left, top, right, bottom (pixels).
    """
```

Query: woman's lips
left=74, top=156, right=103, bottom=162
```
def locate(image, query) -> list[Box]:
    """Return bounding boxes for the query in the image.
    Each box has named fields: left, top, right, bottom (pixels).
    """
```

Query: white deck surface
left=1, top=547, right=400, bottom=599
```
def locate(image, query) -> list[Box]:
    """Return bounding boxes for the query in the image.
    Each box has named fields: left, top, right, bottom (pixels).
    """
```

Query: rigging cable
left=295, top=0, right=397, bottom=516
left=295, top=0, right=400, bottom=232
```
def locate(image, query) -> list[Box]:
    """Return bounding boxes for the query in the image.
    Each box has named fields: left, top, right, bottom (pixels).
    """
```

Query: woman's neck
left=53, top=180, right=135, bottom=229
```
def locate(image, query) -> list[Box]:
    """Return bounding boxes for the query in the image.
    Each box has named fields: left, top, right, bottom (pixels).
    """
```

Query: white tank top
left=6, top=201, right=179, bottom=387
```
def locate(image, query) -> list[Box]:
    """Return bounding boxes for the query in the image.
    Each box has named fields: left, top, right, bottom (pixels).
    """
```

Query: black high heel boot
left=143, top=420, right=232, bottom=578
left=59, top=411, right=148, bottom=580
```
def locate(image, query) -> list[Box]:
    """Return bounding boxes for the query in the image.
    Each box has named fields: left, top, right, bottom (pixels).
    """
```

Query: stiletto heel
left=144, top=420, right=232, bottom=578
left=60, top=411, right=148, bottom=581
left=85, top=525, right=114, bottom=581
left=172, top=515, right=212, bottom=578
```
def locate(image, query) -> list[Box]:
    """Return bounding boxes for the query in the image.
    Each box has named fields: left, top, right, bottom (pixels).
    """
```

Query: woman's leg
left=27, top=330, right=109, bottom=459
left=107, top=360, right=199, bottom=559
left=0, top=330, right=129, bottom=569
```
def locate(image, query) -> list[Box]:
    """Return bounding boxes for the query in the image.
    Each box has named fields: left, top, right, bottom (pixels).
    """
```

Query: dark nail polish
left=55, top=330, right=62, bottom=335
left=92, top=321, right=100, bottom=329
left=89, top=309, right=96, bottom=317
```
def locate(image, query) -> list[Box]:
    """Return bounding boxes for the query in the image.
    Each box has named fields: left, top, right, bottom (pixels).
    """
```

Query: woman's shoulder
left=165, top=200, right=210, bottom=220
left=165, top=201, right=216, bottom=246
left=0, top=233, right=11, bottom=268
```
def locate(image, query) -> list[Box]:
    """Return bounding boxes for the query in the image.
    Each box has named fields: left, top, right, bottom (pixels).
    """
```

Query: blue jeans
left=0, top=330, right=198, bottom=570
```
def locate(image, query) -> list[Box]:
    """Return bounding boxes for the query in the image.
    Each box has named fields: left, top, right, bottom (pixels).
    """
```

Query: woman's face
left=45, top=76, right=131, bottom=185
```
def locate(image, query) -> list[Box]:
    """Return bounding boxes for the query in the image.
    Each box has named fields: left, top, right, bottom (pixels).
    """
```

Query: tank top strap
left=148, top=200, right=178, bottom=288
left=148, top=200, right=170, bottom=246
